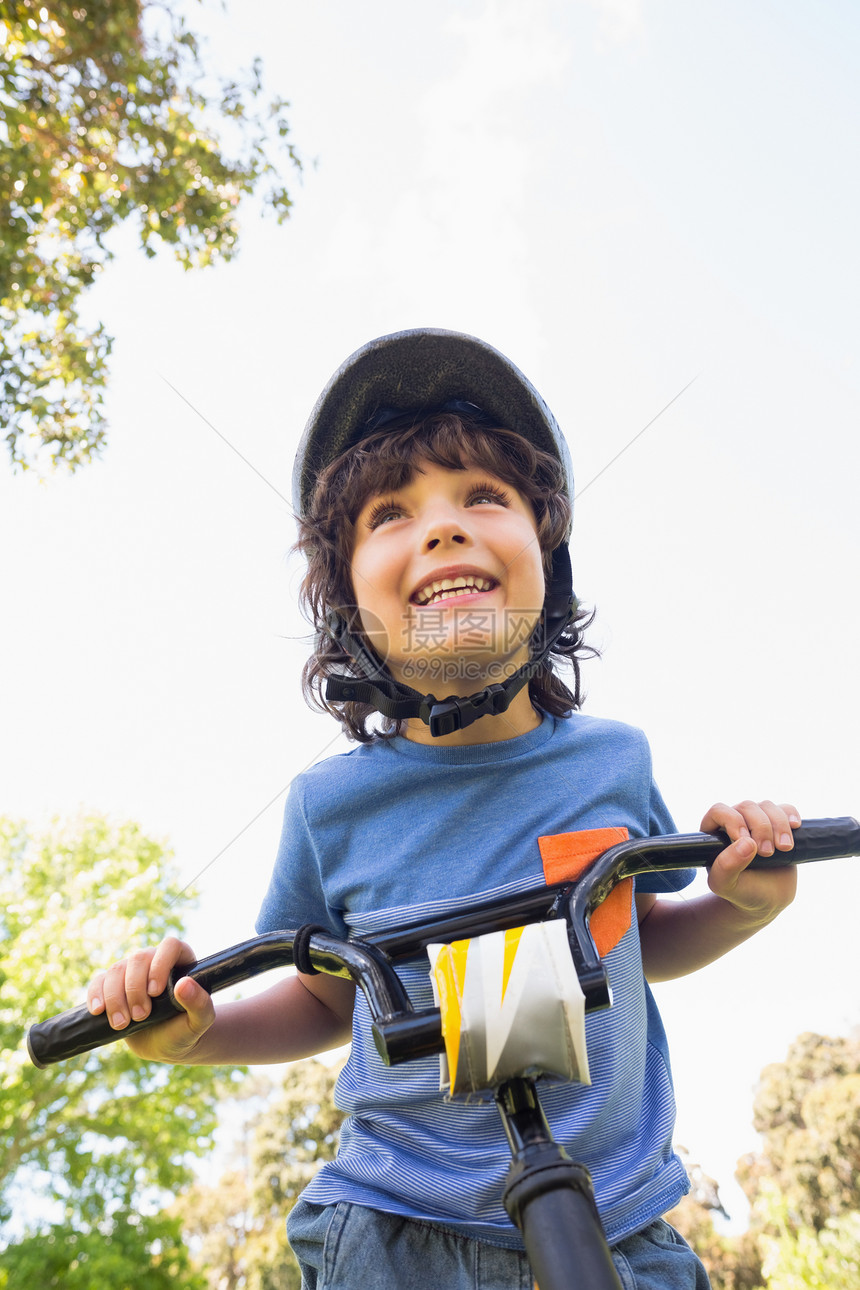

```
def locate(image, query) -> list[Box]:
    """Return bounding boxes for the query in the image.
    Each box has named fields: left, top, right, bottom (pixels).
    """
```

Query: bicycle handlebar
left=27, top=817, right=860, bottom=1069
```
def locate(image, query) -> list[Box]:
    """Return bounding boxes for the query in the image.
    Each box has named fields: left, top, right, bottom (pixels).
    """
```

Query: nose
left=421, top=503, right=471, bottom=552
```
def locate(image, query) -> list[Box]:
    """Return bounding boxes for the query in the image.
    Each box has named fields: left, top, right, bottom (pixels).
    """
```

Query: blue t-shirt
left=257, top=711, right=694, bottom=1246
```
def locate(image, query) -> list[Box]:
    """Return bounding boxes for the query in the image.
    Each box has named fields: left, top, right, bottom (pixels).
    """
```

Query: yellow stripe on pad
left=501, top=925, right=524, bottom=1003
left=433, top=938, right=470, bottom=1092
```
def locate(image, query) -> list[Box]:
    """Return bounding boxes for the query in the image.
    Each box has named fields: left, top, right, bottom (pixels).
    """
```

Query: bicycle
left=27, top=817, right=860, bottom=1290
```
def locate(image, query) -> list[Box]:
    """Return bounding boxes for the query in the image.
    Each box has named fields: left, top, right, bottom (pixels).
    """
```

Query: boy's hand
left=87, top=936, right=215, bottom=1062
left=702, top=800, right=800, bottom=923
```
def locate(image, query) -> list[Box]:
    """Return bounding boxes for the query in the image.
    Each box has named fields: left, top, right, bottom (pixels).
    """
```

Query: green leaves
left=661, top=1030, right=860, bottom=1288
left=757, top=1188, right=860, bottom=1290
left=0, top=1210, right=208, bottom=1290
left=740, top=1031, right=860, bottom=1232
left=0, top=814, right=243, bottom=1276
left=172, top=1060, right=346, bottom=1288
left=0, top=1, right=301, bottom=472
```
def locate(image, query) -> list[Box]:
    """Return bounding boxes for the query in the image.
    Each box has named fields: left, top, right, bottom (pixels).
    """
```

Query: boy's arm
left=152, top=971, right=356, bottom=1065
left=88, top=937, right=355, bottom=1065
left=637, top=799, right=800, bottom=982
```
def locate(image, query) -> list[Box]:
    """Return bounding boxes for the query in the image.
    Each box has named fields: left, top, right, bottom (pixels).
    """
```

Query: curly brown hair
left=295, top=410, right=596, bottom=741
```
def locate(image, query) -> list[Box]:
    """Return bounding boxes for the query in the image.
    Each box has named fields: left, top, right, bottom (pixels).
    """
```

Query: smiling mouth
left=412, top=575, right=496, bottom=606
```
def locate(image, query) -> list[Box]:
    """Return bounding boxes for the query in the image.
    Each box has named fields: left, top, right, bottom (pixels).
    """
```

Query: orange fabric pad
left=538, top=827, right=632, bottom=957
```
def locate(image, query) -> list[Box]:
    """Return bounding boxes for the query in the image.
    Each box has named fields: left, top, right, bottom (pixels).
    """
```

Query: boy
left=89, top=330, right=799, bottom=1289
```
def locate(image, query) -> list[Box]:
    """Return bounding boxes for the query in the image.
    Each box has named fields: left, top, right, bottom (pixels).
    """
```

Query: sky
left=2, top=0, right=859, bottom=1228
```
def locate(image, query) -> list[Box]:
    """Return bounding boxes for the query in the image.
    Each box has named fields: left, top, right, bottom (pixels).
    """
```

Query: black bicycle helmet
left=294, top=328, right=576, bottom=737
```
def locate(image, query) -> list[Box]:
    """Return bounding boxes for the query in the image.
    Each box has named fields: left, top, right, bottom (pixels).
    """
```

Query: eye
left=466, top=481, right=510, bottom=507
left=365, top=497, right=404, bottom=529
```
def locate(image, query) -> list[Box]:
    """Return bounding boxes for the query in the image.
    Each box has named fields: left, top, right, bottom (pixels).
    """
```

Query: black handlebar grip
left=27, top=984, right=185, bottom=1069
left=748, top=816, right=860, bottom=868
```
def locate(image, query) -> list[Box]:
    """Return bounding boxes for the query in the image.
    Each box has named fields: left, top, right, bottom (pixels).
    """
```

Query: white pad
left=427, top=920, right=590, bottom=1096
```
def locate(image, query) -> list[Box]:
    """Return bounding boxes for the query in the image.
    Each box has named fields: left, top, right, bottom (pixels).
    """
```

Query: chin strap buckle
left=428, top=684, right=509, bottom=737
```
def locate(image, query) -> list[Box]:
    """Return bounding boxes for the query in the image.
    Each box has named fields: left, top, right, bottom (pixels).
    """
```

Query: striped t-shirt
left=257, top=711, right=694, bottom=1246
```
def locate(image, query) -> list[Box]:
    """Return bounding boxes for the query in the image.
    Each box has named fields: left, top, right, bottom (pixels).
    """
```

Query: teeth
left=415, top=575, right=493, bottom=605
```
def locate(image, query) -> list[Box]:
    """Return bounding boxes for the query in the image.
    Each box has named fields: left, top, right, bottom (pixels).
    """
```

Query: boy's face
left=350, top=460, right=545, bottom=693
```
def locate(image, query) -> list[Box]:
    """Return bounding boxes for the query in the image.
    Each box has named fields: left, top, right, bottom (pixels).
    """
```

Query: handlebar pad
left=27, top=975, right=186, bottom=1069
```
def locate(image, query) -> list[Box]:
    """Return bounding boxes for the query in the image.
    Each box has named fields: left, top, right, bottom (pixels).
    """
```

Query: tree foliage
left=738, top=1030, right=860, bottom=1231
left=0, top=0, right=300, bottom=473
left=666, top=1152, right=763, bottom=1290
left=0, top=814, right=243, bottom=1284
left=671, top=1029, right=860, bottom=1289
left=0, top=1209, right=207, bottom=1289
left=755, top=1185, right=860, bottom=1290
left=174, top=1060, right=345, bottom=1290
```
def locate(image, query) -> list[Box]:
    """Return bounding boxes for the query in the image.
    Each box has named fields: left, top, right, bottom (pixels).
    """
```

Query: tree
left=0, top=0, right=300, bottom=473
left=754, top=1185, right=860, bottom=1290
left=737, top=1030, right=860, bottom=1231
left=717, top=1030, right=860, bottom=1288
left=666, top=1030, right=860, bottom=1288
left=0, top=814, right=243, bottom=1284
left=666, top=1150, right=764, bottom=1290
left=174, top=1059, right=345, bottom=1290
left=0, top=1210, right=207, bottom=1289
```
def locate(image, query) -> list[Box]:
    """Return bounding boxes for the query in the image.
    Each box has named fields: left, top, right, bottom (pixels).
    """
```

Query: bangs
left=321, top=412, right=567, bottom=524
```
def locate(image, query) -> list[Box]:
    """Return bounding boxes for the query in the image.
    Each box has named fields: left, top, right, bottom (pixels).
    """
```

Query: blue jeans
left=287, top=1199, right=711, bottom=1289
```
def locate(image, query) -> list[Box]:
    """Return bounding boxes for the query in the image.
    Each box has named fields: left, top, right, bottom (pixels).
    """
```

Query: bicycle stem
left=496, top=1077, right=623, bottom=1290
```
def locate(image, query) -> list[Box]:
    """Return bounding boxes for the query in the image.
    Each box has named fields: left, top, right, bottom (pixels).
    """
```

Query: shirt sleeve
left=634, top=774, right=697, bottom=895
left=256, top=780, right=349, bottom=938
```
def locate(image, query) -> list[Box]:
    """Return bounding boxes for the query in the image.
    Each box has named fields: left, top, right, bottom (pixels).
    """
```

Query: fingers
left=86, top=971, right=108, bottom=1016
left=701, top=800, right=801, bottom=861
left=148, top=937, right=197, bottom=996
left=171, top=976, right=217, bottom=1036
left=702, top=799, right=801, bottom=919
left=87, top=937, right=195, bottom=1031
left=122, top=974, right=216, bottom=1062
